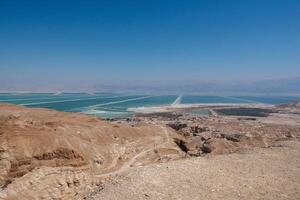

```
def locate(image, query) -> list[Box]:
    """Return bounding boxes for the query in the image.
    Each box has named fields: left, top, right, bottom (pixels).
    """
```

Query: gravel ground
left=88, top=140, right=300, bottom=200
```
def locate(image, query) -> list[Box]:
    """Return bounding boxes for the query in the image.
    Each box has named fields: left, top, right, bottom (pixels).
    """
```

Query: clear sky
left=0, top=0, right=300, bottom=91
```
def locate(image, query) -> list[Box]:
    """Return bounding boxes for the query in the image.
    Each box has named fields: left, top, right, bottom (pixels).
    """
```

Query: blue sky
left=0, top=0, right=300, bottom=91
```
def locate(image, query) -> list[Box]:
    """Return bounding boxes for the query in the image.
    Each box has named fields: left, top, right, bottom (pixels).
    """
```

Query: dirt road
left=96, top=126, right=171, bottom=178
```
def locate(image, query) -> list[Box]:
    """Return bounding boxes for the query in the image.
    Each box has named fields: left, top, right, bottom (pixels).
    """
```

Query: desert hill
left=1, top=103, right=300, bottom=199
left=0, top=104, right=182, bottom=199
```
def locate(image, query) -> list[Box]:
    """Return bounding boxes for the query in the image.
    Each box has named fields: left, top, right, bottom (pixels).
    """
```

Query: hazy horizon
left=1, top=0, right=300, bottom=93
left=1, top=77, right=300, bottom=96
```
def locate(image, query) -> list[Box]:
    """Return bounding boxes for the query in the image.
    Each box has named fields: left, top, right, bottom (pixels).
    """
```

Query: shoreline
left=127, top=103, right=274, bottom=114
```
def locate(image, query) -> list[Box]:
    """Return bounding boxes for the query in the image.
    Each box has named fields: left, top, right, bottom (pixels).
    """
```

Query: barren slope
left=0, top=104, right=182, bottom=199
left=1, top=103, right=300, bottom=200
left=88, top=140, right=300, bottom=200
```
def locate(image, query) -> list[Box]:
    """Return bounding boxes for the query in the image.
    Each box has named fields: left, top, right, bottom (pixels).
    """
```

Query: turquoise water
left=0, top=93, right=299, bottom=118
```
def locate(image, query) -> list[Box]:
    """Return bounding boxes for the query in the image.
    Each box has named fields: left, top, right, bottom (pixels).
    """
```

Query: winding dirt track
left=96, top=126, right=170, bottom=178
left=89, top=140, right=300, bottom=200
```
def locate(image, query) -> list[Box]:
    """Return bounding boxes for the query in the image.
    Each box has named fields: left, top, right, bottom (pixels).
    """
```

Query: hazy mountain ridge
left=1, top=77, right=299, bottom=95
left=94, top=77, right=300, bottom=95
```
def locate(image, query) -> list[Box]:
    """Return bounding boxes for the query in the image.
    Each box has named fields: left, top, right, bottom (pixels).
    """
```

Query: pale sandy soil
left=87, top=140, right=300, bottom=200
left=0, top=104, right=182, bottom=199
left=258, top=113, right=300, bottom=126
left=1, top=103, right=300, bottom=200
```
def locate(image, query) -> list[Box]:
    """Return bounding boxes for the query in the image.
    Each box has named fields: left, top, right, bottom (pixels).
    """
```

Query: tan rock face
left=0, top=104, right=181, bottom=199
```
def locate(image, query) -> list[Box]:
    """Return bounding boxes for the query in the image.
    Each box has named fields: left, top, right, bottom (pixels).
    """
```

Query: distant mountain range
left=94, top=77, right=300, bottom=95
left=1, top=77, right=300, bottom=95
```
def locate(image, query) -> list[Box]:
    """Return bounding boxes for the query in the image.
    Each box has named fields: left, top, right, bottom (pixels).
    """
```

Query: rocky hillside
left=0, top=104, right=182, bottom=199
left=88, top=140, right=300, bottom=200
left=1, top=103, right=300, bottom=199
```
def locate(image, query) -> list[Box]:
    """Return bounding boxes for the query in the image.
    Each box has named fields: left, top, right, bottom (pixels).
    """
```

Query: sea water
left=0, top=93, right=299, bottom=119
